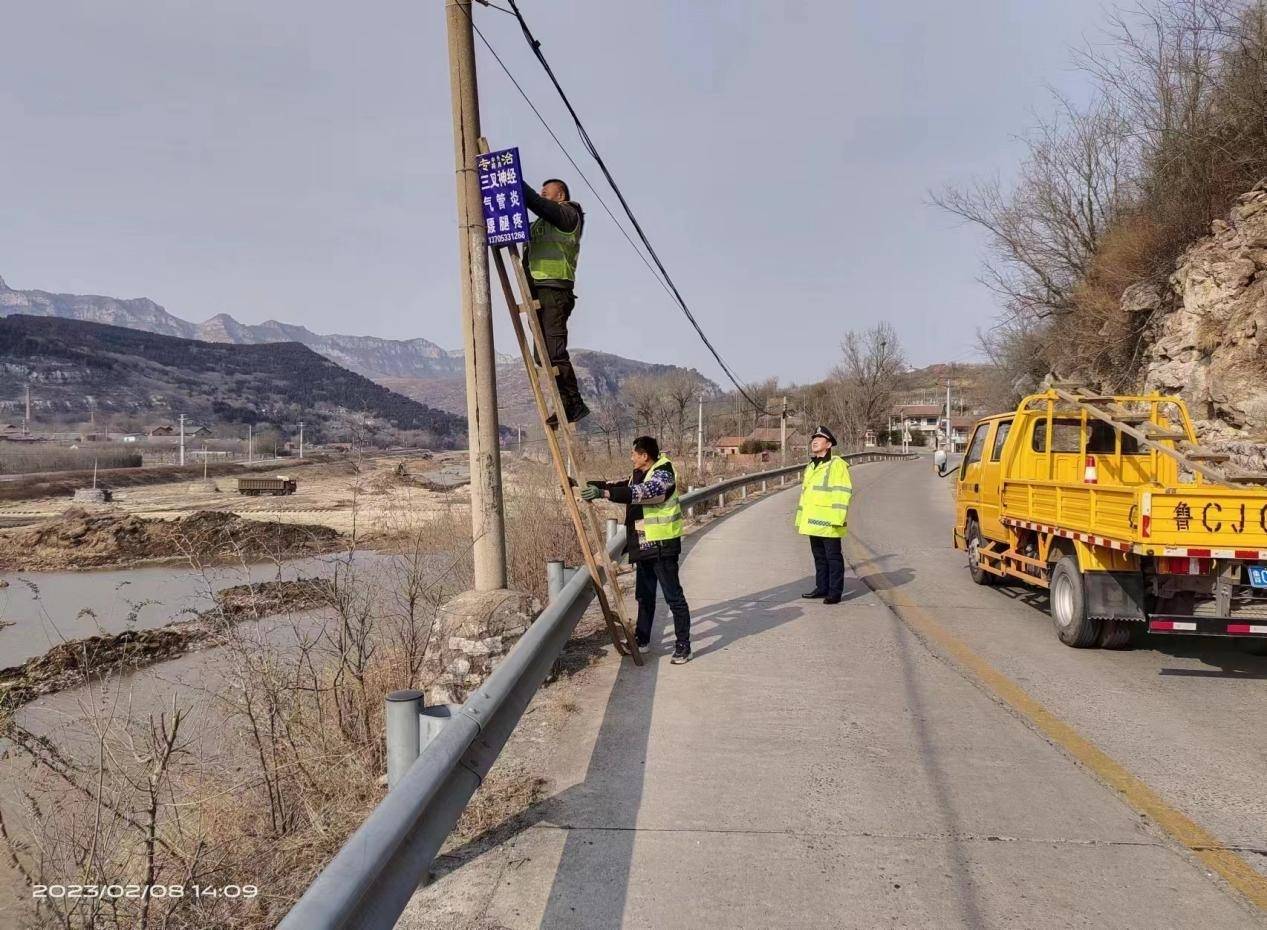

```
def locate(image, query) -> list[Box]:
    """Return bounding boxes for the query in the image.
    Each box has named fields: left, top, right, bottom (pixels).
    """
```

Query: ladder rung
left=1226, top=471, right=1267, bottom=484
left=1182, top=450, right=1231, bottom=463
left=1106, top=410, right=1150, bottom=424
left=1048, top=381, right=1089, bottom=389
left=1073, top=394, right=1116, bottom=404
left=1141, top=425, right=1186, bottom=440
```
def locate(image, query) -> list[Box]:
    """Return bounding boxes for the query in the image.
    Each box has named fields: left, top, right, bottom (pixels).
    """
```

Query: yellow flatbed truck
left=951, top=385, right=1267, bottom=648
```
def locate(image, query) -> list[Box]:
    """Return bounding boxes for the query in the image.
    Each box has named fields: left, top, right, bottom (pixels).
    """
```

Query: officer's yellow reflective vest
left=528, top=210, right=581, bottom=282
left=795, top=455, right=853, bottom=538
left=636, top=455, right=683, bottom=543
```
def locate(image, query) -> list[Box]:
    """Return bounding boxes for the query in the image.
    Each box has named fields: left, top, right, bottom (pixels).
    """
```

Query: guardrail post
left=420, top=703, right=456, bottom=752
left=719, top=491, right=725, bottom=507
left=687, top=486, right=695, bottom=518
left=605, top=518, right=619, bottom=542
left=547, top=560, right=565, bottom=603
left=761, top=478, right=767, bottom=492
left=386, top=690, right=423, bottom=790
left=741, top=483, right=747, bottom=500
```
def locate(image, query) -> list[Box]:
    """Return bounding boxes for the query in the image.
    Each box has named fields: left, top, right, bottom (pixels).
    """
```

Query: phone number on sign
left=33, top=884, right=258, bottom=900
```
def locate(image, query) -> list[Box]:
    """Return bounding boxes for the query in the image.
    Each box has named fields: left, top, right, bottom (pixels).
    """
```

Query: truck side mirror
left=934, top=449, right=948, bottom=476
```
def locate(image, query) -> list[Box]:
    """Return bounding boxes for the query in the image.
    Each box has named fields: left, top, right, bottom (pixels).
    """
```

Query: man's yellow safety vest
left=795, top=455, right=853, bottom=538
left=528, top=210, right=581, bottom=282
left=636, top=455, right=683, bottom=543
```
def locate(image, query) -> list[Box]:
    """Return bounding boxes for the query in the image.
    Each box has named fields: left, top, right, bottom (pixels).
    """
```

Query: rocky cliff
left=1136, top=181, right=1267, bottom=469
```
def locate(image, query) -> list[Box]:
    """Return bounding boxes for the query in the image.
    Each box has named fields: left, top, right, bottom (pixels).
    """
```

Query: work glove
left=580, top=485, right=603, bottom=501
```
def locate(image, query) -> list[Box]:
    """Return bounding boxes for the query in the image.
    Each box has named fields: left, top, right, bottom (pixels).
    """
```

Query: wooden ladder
left=1045, top=381, right=1267, bottom=487
left=481, top=157, right=642, bottom=664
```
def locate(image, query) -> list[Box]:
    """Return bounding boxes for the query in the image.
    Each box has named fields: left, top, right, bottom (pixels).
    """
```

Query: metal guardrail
left=277, top=450, right=916, bottom=930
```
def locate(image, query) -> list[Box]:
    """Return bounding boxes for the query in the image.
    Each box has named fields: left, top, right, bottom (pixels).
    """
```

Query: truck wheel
left=1049, top=556, right=1101, bottom=647
left=965, top=518, right=994, bottom=586
left=1096, top=619, right=1132, bottom=650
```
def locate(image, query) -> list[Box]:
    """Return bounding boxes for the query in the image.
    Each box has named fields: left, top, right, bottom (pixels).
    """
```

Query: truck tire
left=1096, top=619, right=1132, bottom=649
left=1049, top=556, right=1101, bottom=647
left=965, top=517, right=994, bottom=586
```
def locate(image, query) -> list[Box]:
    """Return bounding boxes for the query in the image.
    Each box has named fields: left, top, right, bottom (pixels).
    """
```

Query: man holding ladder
left=583, top=436, right=693, bottom=664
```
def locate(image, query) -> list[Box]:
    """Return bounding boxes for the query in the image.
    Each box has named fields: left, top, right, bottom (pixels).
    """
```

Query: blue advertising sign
left=478, top=147, right=529, bottom=246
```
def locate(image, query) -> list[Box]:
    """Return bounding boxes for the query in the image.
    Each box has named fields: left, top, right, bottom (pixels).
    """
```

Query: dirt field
left=0, top=452, right=476, bottom=538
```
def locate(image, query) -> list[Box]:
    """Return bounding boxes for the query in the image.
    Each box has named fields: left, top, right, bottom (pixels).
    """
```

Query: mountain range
left=0, top=274, right=716, bottom=419
left=0, top=314, right=469, bottom=445
left=0, top=274, right=467, bottom=380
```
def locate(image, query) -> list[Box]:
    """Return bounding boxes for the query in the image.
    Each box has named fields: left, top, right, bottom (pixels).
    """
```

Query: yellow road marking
left=846, top=533, right=1267, bottom=912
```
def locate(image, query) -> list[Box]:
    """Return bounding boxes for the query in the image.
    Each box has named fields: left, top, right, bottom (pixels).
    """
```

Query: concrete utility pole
left=780, top=396, right=788, bottom=466
left=447, top=0, right=507, bottom=591
left=248, top=424, right=253, bottom=464
left=24, top=385, right=30, bottom=436
left=179, top=414, right=186, bottom=467
left=696, top=393, right=704, bottom=476
left=298, top=421, right=304, bottom=459
left=944, top=380, right=952, bottom=452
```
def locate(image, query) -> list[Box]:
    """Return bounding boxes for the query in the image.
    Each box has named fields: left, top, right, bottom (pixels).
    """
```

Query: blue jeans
left=635, top=553, right=691, bottom=649
left=809, top=535, right=844, bottom=598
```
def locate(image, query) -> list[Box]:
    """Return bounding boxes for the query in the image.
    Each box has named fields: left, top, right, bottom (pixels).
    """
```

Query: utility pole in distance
left=780, top=396, right=788, bottom=466
left=696, top=393, right=704, bottom=477
left=298, top=421, right=304, bottom=459
left=179, top=414, right=186, bottom=467
left=447, top=0, right=507, bottom=591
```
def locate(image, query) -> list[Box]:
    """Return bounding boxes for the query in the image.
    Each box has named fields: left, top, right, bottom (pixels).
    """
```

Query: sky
left=0, top=0, right=1111, bottom=387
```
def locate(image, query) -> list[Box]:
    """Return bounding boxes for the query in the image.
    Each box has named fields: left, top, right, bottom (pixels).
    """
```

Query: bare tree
left=932, top=92, right=1135, bottom=325
left=592, top=395, right=629, bottom=457
left=624, top=375, right=666, bottom=438
left=832, top=322, right=906, bottom=445
left=660, top=370, right=699, bottom=456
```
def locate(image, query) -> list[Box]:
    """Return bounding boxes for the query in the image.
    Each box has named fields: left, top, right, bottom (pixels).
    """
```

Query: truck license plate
left=1249, top=566, right=1267, bottom=589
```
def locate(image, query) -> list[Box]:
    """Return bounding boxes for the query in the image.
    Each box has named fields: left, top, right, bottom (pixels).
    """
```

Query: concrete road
left=403, top=459, right=1267, bottom=929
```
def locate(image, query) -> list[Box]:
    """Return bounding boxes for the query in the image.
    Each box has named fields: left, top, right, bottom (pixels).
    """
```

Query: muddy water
left=0, top=551, right=398, bottom=667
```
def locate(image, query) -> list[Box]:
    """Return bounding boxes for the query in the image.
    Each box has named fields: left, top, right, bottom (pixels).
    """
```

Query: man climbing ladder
left=523, top=178, right=589, bottom=426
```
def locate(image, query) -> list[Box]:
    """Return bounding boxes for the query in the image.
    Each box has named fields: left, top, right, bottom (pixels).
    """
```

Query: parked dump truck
left=237, top=475, right=297, bottom=497
left=951, top=385, right=1267, bottom=648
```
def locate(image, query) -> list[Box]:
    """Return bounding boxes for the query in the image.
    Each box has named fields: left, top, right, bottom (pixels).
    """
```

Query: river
left=0, top=550, right=402, bottom=668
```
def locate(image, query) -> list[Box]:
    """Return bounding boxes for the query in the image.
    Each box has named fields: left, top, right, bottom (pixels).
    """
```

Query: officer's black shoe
left=567, top=402, right=591, bottom=424
left=801, top=590, right=827, bottom=599
left=823, top=595, right=842, bottom=605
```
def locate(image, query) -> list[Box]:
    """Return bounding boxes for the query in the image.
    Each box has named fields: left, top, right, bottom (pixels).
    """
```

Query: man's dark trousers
left=634, top=553, right=691, bottom=649
left=536, top=286, right=583, bottom=413
left=809, top=536, right=845, bottom=599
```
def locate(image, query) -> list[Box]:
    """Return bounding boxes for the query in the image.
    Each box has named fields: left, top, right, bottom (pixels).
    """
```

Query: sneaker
left=635, top=635, right=650, bottom=649
left=670, top=645, right=691, bottom=664
left=545, top=413, right=559, bottom=429
left=567, top=402, right=591, bottom=424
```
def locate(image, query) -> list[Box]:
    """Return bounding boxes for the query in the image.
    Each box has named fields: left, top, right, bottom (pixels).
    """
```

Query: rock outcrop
left=1141, top=181, right=1267, bottom=460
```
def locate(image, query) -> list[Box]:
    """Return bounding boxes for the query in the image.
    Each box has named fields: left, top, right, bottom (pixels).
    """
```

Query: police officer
left=796, top=426, right=853, bottom=604
left=522, top=178, right=588, bottom=426
left=582, top=436, right=692, bottom=664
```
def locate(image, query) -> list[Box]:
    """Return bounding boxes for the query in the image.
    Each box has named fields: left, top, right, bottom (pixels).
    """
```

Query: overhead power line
left=488, top=0, right=764, bottom=412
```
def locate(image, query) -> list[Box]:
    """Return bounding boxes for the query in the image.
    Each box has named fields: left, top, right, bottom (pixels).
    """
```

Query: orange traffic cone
left=1083, top=454, right=1098, bottom=484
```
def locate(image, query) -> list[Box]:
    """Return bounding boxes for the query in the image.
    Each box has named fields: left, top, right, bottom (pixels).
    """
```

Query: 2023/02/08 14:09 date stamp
left=32, top=883, right=258, bottom=900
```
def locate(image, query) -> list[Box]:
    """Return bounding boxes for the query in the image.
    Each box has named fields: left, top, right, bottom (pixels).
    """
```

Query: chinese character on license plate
left=1248, top=565, right=1267, bottom=589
